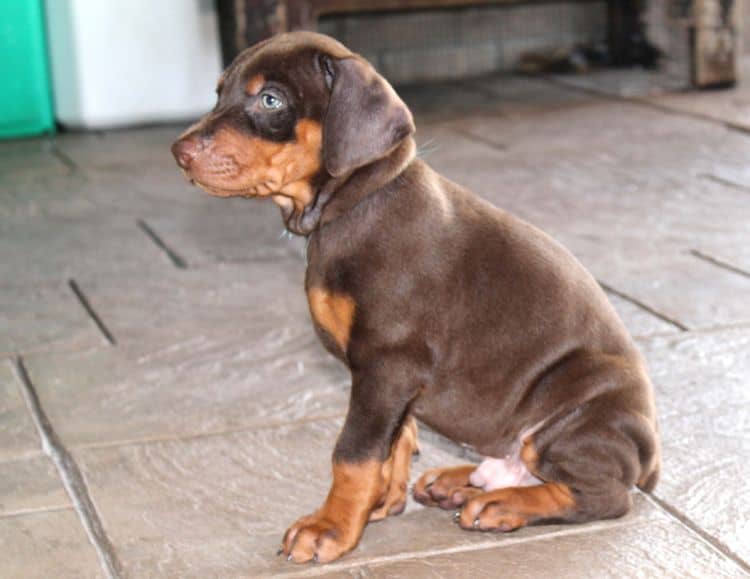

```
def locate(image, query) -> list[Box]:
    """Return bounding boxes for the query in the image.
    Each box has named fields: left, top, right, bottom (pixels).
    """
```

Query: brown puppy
left=172, top=31, right=660, bottom=564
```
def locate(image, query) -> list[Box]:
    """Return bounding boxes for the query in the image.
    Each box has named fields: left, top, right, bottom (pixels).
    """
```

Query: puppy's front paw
left=280, top=511, right=358, bottom=564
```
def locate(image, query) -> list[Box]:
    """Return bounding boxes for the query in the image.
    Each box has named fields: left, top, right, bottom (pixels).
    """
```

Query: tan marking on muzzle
left=188, top=119, right=322, bottom=212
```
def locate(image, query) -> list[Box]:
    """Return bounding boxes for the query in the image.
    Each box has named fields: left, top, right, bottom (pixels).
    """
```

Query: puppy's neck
left=294, top=137, right=416, bottom=235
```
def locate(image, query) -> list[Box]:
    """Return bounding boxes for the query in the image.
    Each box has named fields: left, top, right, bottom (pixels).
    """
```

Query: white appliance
left=45, top=0, right=223, bottom=129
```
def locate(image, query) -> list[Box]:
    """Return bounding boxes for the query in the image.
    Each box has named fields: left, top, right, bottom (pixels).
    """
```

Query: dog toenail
left=473, top=518, right=480, bottom=528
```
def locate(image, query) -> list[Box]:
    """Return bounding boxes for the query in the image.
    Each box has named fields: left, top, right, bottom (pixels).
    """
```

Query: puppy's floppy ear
left=323, top=57, right=415, bottom=177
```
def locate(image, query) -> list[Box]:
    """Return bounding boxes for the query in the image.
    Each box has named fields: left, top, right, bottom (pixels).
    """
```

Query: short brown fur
left=172, top=31, right=661, bottom=566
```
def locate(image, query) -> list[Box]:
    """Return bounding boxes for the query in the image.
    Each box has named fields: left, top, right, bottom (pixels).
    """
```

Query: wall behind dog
left=318, top=2, right=606, bottom=84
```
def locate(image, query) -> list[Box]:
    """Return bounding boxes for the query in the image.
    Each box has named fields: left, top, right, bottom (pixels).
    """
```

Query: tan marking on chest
left=308, top=288, right=355, bottom=352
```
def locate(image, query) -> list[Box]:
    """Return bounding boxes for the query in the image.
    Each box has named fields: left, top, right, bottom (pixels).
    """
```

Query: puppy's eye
left=260, top=92, right=284, bottom=110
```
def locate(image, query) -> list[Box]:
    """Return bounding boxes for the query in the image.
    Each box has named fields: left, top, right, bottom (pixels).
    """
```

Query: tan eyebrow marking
left=245, top=74, right=265, bottom=96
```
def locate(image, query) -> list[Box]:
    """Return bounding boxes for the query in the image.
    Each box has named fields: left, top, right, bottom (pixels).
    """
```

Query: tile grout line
left=689, top=249, right=750, bottom=280
left=700, top=173, right=750, bottom=195
left=68, top=279, right=117, bottom=346
left=13, top=356, right=123, bottom=579
left=264, top=516, right=644, bottom=579
left=0, top=504, right=73, bottom=520
left=72, top=411, right=349, bottom=452
left=598, top=281, right=689, bottom=332
left=641, top=490, right=750, bottom=575
left=67, top=414, right=479, bottom=464
left=136, top=219, right=188, bottom=269
left=49, top=145, right=79, bottom=174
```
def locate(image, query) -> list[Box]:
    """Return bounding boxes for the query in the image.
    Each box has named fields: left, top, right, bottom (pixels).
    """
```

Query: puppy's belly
left=470, top=454, right=542, bottom=491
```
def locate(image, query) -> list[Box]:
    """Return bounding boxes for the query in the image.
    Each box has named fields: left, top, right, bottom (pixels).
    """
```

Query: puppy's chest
left=304, top=237, right=360, bottom=359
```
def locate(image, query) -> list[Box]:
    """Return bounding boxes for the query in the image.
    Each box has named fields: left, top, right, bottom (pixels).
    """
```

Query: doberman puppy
left=172, top=31, right=660, bottom=564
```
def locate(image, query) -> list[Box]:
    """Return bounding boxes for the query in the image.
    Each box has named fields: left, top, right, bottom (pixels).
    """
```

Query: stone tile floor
left=1, top=68, right=750, bottom=578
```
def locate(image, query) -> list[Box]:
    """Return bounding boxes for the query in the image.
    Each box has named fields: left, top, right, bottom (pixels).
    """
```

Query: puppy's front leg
left=281, top=361, right=416, bottom=564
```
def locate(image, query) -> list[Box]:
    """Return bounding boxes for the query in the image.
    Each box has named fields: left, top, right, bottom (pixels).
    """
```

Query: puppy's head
left=171, top=32, right=414, bottom=232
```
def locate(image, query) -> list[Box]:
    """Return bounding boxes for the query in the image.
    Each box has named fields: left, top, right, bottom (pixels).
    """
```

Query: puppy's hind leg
left=457, top=392, right=659, bottom=532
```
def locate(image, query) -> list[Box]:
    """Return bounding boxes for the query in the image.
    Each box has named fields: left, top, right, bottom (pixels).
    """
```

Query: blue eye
left=261, top=93, right=283, bottom=109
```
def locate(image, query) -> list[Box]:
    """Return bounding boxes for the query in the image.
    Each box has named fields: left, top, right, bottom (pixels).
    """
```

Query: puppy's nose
left=171, top=137, right=199, bottom=170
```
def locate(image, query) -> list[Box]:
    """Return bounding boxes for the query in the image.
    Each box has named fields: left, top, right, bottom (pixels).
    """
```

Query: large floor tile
left=0, top=281, right=106, bottom=357
left=0, top=509, right=104, bottom=579
left=0, top=359, right=39, bottom=461
left=73, top=418, right=645, bottom=578
left=142, top=198, right=307, bottom=267
left=23, top=281, right=349, bottom=446
left=0, top=141, right=69, bottom=186
left=0, top=207, right=171, bottom=280
left=55, top=125, right=190, bottom=174
left=0, top=169, right=97, bottom=221
left=0, top=456, right=69, bottom=516
left=591, top=251, right=750, bottom=330
left=318, top=499, right=746, bottom=579
left=72, top=259, right=311, bottom=345
left=642, top=328, right=750, bottom=561
left=0, top=361, right=70, bottom=517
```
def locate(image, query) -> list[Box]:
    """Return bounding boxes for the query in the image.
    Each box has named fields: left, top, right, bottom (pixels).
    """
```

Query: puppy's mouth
left=181, top=171, right=275, bottom=199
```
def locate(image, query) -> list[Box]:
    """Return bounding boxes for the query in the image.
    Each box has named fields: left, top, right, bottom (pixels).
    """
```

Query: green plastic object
left=0, top=0, right=54, bottom=138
